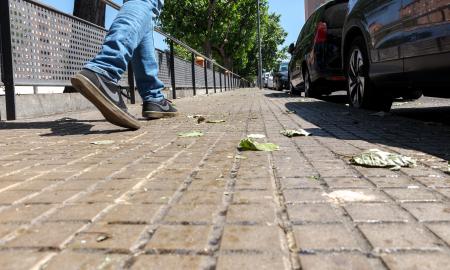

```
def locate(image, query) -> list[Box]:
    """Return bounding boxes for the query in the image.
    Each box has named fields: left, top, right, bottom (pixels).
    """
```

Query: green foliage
left=160, top=0, right=287, bottom=80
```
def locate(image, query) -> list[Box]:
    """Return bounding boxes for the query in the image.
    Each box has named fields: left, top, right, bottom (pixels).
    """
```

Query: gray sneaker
left=71, top=69, right=141, bottom=130
left=142, top=99, right=178, bottom=119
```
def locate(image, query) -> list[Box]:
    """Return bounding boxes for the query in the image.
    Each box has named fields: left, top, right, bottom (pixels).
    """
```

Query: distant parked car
left=274, top=62, right=290, bottom=91
left=288, top=0, right=348, bottom=97
left=267, top=72, right=275, bottom=89
left=263, top=72, right=270, bottom=88
left=342, top=0, right=450, bottom=111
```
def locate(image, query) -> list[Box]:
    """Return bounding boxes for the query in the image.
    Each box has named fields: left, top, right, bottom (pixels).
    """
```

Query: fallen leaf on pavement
left=187, top=114, right=204, bottom=119
left=323, top=190, right=376, bottom=203
left=284, top=110, right=296, bottom=114
left=91, top=140, right=115, bottom=145
left=238, top=138, right=279, bottom=152
left=350, top=149, right=416, bottom=168
left=280, top=129, right=311, bottom=138
left=206, top=119, right=226, bottom=123
left=197, top=116, right=206, bottom=124
left=247, top=134, right=266, bottom=139
left=96, top=234, right=111, bottom=242
left=178, top=131, right=204, bottom=138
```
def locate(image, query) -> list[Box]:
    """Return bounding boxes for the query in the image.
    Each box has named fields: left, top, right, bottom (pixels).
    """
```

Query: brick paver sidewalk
left=0, top=89, right=449, bottom=269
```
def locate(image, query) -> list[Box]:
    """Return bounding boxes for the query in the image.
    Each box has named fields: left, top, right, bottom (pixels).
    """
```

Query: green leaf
left=91, top=140, right=115, bottom=145
left=280, top=129, right=310, bottom=138
left=178, top=131, right=204, bottom=138
left=206, top=119, right=226, bottom=123
left=238, top=138, right=279, bottom=152
left=350, top=149, right=416, bottom=168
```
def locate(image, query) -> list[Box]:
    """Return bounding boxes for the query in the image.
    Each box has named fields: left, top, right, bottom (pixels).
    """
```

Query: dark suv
left=288, top=0, right=348, bottom=97
left=342, top=0, right=450, bottom=111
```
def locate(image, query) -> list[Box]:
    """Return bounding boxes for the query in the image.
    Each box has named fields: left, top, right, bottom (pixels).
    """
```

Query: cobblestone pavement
left=0, top=89, right=449, bottom=269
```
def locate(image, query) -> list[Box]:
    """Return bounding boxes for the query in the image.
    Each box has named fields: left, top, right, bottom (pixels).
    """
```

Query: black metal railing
left=0, top=0, right=250, bottom=120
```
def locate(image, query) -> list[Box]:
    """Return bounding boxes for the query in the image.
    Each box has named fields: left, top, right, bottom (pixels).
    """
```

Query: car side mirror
left=288, top=43, right=295, bottom=54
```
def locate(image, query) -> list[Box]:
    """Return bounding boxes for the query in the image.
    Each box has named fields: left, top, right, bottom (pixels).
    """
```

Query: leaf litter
left=350, top=149, right=416, bottom=168
left=238, top=138, right=279, bottom=152
left=178, top=131, right=204, bottom=138
left=280, top=129, right=310, bottom=138
left=247, top=134, right=266, bottom=139
left=323, top=190, right=376, bottom=204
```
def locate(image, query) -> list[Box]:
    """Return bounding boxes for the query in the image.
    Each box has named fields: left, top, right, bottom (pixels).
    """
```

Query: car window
left=323, top=3, right=348, bottom=28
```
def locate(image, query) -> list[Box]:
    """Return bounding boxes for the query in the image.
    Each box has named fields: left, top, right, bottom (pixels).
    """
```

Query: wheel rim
left=348, top=49, right=365, bottom=107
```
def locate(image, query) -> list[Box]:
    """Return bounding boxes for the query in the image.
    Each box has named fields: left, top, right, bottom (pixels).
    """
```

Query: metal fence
left=0, top=0, right=250, bottom=120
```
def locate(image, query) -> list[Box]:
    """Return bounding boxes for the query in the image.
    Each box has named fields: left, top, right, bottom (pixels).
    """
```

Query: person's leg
left=131, top=22, right=165, bottom=102
left=85, top=0, right=157, bottom=82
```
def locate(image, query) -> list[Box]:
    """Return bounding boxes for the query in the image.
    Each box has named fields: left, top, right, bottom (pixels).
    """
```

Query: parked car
left=274, top=62, right=290, bottom=91
left=342, top=0, right=450, bottom=111
left=288, top=0, right=348, bottom=97
left=267, top=72, right=275, bottom=89
left=263, top=72, right=270, bottom=88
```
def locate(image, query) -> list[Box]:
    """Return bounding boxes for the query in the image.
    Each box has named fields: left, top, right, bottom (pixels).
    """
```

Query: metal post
left=257, top=0, right=263, bottom=89
left=169, top=41, right=177, bottom=99
left=219, top=71, right=222, bottom=92
left=224, top=73, right=227, bottom=91
left=1, top=0, right=16, bottom=120
left=228, top=74, right=231, bottom=91
left=191, top=53, right=196, bottom=96
left=204, top=60, right=208, bottom=94
left=127, top=61, right=136, bottom=104
left=213, top=64, right=217, bottom=93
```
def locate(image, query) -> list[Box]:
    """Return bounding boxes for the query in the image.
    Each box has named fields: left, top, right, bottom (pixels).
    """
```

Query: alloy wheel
left=348, top=48, right=365, bottom=107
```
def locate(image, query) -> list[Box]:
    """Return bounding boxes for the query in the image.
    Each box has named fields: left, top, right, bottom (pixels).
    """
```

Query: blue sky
left=39, top=0, right=305, bottom=51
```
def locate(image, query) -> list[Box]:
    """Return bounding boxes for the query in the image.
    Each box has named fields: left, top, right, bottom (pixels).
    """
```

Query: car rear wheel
left=347, top=37, right=392, bottom=111
left=303, top=68, right=317, bottom=98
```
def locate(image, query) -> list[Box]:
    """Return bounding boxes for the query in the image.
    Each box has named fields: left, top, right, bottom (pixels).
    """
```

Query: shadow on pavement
left=0, top=118, right=128, bottom=136
left=281, top=98, right=450, bottom=162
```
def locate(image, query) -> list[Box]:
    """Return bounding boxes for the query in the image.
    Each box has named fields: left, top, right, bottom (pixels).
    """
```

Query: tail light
left=314, top=22, right=327, bottom=44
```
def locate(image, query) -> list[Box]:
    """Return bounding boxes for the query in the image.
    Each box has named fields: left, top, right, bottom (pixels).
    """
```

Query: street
left=0, top=88, right=449, bottom=269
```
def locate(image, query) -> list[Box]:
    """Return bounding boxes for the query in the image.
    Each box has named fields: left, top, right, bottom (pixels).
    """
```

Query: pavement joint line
left=268, top=94, right=450, bottom=256
left=200, top=93, right=256, bottom=270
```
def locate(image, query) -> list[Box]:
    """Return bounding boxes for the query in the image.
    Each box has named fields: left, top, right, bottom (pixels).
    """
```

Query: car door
left=362, top=0, right=404, bottom=77
left=401, top=0, right=450, bottom=70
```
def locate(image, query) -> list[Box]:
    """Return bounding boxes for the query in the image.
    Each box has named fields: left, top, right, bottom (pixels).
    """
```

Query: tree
left=73, top=0, right=106, bottom=27
left=160, top=0, right=287, bottom=80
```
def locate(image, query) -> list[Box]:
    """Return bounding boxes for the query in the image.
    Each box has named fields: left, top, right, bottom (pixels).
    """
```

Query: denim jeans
left=85, top=0, right=165, bottom=102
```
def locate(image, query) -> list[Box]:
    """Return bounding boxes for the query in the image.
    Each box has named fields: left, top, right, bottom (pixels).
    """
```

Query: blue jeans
left=85, top=0, right=164, bottom=102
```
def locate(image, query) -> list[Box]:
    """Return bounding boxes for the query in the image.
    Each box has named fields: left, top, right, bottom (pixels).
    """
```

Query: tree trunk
left=73, top=0, right=106, bottom=27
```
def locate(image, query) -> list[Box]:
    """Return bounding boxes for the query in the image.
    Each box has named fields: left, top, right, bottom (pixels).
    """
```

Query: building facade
left=305, top=0, right=328, bottom=19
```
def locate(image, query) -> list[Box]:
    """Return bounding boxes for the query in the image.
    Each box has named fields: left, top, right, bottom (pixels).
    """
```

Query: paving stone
left=43, top=251, right=125, bottom=270
left=293, top=224, right=360, bottom=251
left=299, top=254, right=375, bottom=270
left=402, top=202, right=450, bottom=222
left=74, top=189, right=126, bottom=203
left=145, top=225, right=210, bottom=250
left=217, top=253, right=285, bottom=270
left=367, top=176, right=416, bottom=188
left=25, top=190, right=81, bottom=204
left=47, top=203, right=107, bottom=222
left=131, top=255, right=202, bottom=269
left=100, top=204, right=160, bottom=224
left=226, top=204, right=275, bottom=225
left=0, top=204, right=53, bottom=223
left=287, top=203, right=342, bottom=223
left=0, top=224, right=16, bottom=238
left=178, top=191, right=222, bottom=205
left=426, top=223, right=450, bottom=246
left=6, top=222, right=83, bottom=248
left=358, top=224, right=442, bottom=251
left=164, top=204, right=216, bottom=224
left=221, top=225, right=281, bottom=251
left=68, top=224, right=146, bottom=251
left=323, top=177, right=373, bottom=188
left=279, top=177, right=322, bottom=189
left=345, top=203, right=410, bottom=223
left=0, top=251, right=53, bottom=270
left=232, top=190, right=273, bottom=205
left=234, top=177, right=272, bottom=190
left=0, top=190, right=36, bottom=204
left=283, top=189, right=327, bottom=203
left=128, top=190, right=175, bottom=204
left=383, top=188, right=441, bottom=202
left=382, top=253, right=450, bottom=270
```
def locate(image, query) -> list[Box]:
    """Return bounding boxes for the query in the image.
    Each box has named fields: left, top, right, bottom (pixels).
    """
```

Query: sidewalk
left=0, top=89, right=449, bottom=269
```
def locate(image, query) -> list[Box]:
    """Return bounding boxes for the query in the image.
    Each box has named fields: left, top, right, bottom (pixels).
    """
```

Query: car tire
left=346, top=37, right=392, bottom=112
left=303, top=68, right=318, bottom=98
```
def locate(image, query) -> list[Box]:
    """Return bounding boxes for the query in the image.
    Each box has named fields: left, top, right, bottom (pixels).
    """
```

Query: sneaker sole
left=71, top=74, right=141, bottom=130
left=142, top=111, right=179, bottom=119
